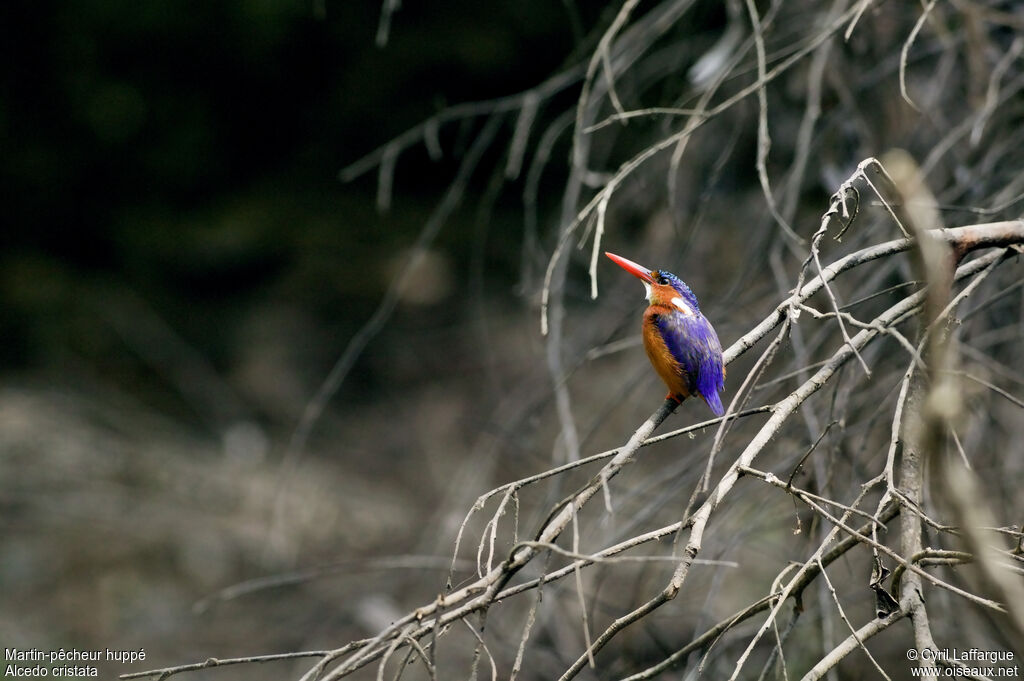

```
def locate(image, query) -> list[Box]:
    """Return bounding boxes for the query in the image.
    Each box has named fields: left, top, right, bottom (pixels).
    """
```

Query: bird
left=606, top=251, right=726, bottom=416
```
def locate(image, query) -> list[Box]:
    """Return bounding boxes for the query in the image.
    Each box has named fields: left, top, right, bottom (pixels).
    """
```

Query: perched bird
left=606, top=252, right=726, bottom=416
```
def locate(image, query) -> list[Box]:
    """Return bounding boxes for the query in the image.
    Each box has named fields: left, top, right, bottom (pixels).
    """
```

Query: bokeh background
left=3, top=1, right=1023, bottom=680
left=2, top=1, right=621, bottom=676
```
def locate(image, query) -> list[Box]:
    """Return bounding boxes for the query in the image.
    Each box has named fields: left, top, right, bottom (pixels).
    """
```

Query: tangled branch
left=126, top=1, right=1024, bottom=678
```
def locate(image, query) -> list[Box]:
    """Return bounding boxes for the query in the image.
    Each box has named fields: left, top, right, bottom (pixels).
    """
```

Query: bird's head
left=605, top=251, right=702, bottom=316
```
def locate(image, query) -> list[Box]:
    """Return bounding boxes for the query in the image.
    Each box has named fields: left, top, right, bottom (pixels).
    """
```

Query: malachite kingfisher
left=606, top=252, right=726, bottom=417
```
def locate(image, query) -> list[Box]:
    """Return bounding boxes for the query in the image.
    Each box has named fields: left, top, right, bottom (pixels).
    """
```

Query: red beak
left=605, top=252, right=655, bottom=285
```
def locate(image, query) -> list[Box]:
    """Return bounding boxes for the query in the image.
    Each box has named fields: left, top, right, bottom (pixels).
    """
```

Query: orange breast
left=642, top=310, right=691, bottom=399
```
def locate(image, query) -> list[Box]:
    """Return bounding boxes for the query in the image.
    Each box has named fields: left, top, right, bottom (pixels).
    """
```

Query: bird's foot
left=666, top=393, right=685, bottom=404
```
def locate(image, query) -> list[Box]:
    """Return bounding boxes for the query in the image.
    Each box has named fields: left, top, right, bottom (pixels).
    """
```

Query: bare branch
left=798, top=611, right=906, bottom=681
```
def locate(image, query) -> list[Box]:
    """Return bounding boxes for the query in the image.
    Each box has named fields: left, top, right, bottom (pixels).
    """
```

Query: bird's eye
left=656, top=274, right=668, bottom=285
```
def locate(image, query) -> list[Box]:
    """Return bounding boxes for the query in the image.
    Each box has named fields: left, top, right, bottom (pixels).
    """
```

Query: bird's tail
left=704, top=391, right=725, bottom=417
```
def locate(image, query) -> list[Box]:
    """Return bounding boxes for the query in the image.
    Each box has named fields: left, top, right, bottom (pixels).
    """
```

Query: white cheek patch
left=671, top=296, right=693, bottom=315
left=642, top=281, right=652, bottom=301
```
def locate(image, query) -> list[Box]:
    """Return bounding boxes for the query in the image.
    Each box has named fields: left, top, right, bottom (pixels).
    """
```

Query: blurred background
left=3, top=1, right=1023, bottom=679
left=1, top=1, right=621, bottom=676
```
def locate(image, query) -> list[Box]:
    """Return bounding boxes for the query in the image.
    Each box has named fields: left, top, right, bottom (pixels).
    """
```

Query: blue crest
left=653, top=270, right=702, bottom=313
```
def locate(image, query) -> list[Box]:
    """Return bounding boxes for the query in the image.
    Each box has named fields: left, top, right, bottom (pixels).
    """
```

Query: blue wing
left=655, top=312, right=725, bottom=416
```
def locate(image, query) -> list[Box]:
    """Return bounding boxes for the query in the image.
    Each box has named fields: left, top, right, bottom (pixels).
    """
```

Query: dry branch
left=121, top=2, right=1024, bottom=678
left=123, top=217, right=1024, bottom=681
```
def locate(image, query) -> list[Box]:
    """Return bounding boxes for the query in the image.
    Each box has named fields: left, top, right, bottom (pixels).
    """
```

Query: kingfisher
left=606, top=252, right=726, bottom=416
